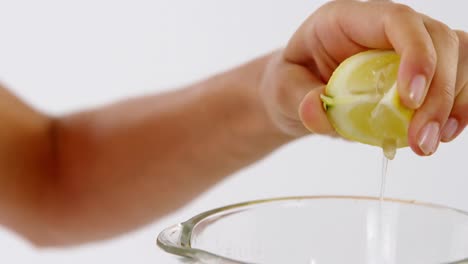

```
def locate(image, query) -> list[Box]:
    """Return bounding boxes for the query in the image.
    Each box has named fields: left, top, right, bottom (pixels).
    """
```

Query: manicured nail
left=418, top=121, right=440, bottom=155
left=441, top=118, right=458, bottom=142
left=409, top=75, right=426, bottom=108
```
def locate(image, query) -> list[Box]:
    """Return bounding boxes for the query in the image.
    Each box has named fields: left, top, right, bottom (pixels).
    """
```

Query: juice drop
left=380, top=138, right=395, bottom=202
left=382, top=139, right=397, bottom=160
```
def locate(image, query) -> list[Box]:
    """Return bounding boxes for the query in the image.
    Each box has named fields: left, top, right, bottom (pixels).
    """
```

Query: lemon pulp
left=321, top=50, right=414, bottom=160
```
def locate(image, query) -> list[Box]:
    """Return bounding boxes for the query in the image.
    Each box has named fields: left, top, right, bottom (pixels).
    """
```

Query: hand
left=258, top=0, right=467, bottom=156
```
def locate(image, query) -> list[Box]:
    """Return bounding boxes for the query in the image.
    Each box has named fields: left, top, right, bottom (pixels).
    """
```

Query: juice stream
left=378, top=139, right=395, bottom=263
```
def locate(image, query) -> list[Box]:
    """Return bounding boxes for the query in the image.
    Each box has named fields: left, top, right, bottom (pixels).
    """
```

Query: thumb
left=299, top=86, right=337, bottom=136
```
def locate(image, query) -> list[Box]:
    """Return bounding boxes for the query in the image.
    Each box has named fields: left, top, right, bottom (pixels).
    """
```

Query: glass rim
left=156, top=195, right=468, bottom=264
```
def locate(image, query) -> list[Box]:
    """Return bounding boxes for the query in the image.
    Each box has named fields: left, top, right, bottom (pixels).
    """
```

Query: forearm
left=38, top=52, right=291, bottom=245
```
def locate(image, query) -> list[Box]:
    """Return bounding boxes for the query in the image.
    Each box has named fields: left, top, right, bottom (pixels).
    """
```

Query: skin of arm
left=1, top=0, right=468, bottom=248
left=0, top=53, right=293, bottom=246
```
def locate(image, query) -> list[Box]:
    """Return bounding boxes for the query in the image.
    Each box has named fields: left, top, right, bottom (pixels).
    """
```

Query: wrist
left=239, top=52, right=296, bottom=146
left=258, top=50, right=313, bottom=140
left=194, top=52, right=294, bottom=159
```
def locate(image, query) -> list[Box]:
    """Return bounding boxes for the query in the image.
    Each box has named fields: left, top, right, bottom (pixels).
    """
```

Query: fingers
left=282, top=0, right=463, bottom=155
left=285, top=1, right=439, bottom=114
left=407, top=17, right=459, bottom=155
left=284, top=0, right=437, bottom=91
left=440, top=30, right=468, bottom=142
left=337, top=3, right=438, bottom=110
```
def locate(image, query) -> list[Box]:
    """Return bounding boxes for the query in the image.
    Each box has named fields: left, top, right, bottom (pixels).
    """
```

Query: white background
left=0, top=0, right=467, bottom=263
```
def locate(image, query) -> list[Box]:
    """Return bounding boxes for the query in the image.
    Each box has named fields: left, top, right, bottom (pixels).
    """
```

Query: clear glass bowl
left=157, top=196, right=468, bottom=264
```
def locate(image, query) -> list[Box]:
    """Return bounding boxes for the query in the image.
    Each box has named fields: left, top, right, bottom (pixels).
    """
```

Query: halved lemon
left=320, top=50, right=414, bottom=159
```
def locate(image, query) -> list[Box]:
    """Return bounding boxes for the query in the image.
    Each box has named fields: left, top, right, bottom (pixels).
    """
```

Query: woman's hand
left=259, top=0, right=467, bottom=155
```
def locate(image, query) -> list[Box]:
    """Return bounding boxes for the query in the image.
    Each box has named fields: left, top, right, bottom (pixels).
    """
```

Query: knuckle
left=455, top=30, right=468, bottom=47
left=389, top=3, right=415, bottom=16
left=455, top=30, right=468, bottom=59
left=319, top=0, right=339, bottom=13
left=425, top=82, right=456, bottom=120
left=420, top=46, right=438, bottom=75
left=410, top=44, right=437, bottom=78
left=447, top=29, right=460, bottom=48
left=428, top=20, right=459, bottom=48
left=438, top=82, right=456, bottom=107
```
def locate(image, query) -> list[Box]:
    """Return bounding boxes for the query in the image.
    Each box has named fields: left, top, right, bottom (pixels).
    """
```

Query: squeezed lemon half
left=321, top=50, right=414, bottom=159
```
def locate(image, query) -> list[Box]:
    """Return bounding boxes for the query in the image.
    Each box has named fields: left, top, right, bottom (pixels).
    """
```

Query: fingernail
left=409, top=75, right=426, bottom=107
left=418, top=122, right=440, bottom=155
left=441, top=118, right=459, bottom=142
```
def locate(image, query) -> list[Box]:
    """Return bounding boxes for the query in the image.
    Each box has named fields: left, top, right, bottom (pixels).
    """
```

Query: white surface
left=0, top=0, right=467, bottom=263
